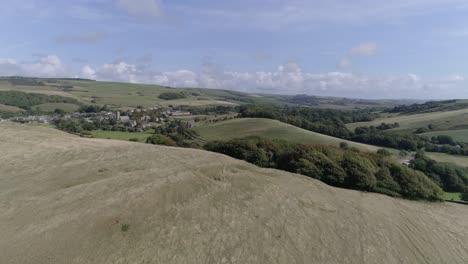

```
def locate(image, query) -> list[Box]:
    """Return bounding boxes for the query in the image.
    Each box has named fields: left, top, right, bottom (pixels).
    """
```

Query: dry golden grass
left=1, top=123, right=468, bottom=264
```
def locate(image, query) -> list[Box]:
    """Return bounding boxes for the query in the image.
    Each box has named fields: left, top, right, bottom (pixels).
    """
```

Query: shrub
left=146, top=134, right=177, bottom=146
left=158, top=92, right=186, bottom=100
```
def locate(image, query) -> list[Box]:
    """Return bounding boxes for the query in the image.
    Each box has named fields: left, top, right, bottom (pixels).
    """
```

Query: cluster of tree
left=239, top=105, right=378, bottom=138
left=352, top=128, right=427, bottom=151
left=375, top=122, right=400, bottom=130
left=0, top=91, right=80, bottom=110
left=55, top=117, right=129, bottom=135
left=410, top=152, right=468, bottom=193
left=205, top=137, right=442, bottom=201
left=2, top=76, right=46, bottom=86
left=353, top=126, right=468, bottom=156
left=78, top=105, right=109, bottom=113
left=175, top=105, right=239, bottom=115
left=150, top=120, right=201, bottom=148
left=158, top=92, right=187, bottom=100
left=386, top=100, right=466, bottom=114
left=146, top=134, right=177, bottom=146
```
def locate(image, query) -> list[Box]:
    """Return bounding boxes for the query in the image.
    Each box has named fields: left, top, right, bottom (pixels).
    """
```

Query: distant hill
left=0, top=76, right=410, bottom=110
left=1, top=123, right=468, bottom=263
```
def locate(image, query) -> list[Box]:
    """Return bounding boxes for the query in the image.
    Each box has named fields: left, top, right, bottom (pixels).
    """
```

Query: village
left=2, top=106, right=194, bottom=131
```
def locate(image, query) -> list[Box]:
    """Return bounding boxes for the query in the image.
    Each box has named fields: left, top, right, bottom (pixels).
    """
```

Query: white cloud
left=0, top=55, right=66, bottom=77
left=350, top=42, right=378, bottom=56
left=116, top=0, right=162, bottom=18
left=1, top=55, right=464, bottom=99
left=80, top=65, right=97, bottom=79
left=98, top=62, right=139, bottom=83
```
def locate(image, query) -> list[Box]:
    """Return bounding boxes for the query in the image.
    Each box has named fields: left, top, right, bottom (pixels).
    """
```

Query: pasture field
left=194, top=118, right=382, bottom=152
left=0, top=103, right=23, bottom=112
left=421, top=129, right=468, bottom=143
left=2, top=123, right=468, bottom=263
left=346, top=108, right=468, bottom=132
left=90, top=130, right=153, bottom=142
left=426, top=152, right=468, bottom=167
left=33, top=103, right=81, bottom=113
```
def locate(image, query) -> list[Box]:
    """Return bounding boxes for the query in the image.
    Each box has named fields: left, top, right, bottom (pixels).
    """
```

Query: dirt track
left=1, top=123, right=468, bottom=264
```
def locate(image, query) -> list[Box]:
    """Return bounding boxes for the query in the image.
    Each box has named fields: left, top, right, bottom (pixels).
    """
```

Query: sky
left=1, top=0, right=468, bottom=99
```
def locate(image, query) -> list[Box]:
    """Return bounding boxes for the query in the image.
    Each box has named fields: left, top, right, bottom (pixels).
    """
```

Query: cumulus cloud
left=350, top=42, right=378, bottom=56
left=1, top=55, right=464, bottom=99
left=54, top=31, right=107, bottom=44
left=0, top=55, right=66, bottom=77
left=116, top=0, right=162, bottom=17
left=80, top=65, right=96, bottom=79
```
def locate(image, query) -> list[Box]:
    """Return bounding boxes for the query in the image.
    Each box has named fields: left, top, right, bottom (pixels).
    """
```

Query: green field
left=421, top=129, right=468, bottom=143
left=33, top=103, right=81, bottom=113
left=194, top=118, right=382, bottom=152
left=426, top=152, right=468, bottom=167
left=442, top=192, right=462, bottom=202
left=347, top=108, right=468, bottom=132
left=90, top=130, right=153, bottom=142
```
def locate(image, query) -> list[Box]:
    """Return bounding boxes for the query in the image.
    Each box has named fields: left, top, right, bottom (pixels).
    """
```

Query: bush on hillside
left=158, top=92, right=187, bottom=100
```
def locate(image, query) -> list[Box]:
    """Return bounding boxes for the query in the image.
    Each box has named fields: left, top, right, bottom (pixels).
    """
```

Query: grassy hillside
left=347, top=108, right=468, bottom=132
left=194, top=118, right=383, bottom=152
left=0, top=103, right=23, bottom=112
left=1, top=123, right=468, bottom=263
left=426, top=152, right=468, bottom=167
left=422, top=129, right=468, bottom=143
left=0, top=77, right=407, bottom=110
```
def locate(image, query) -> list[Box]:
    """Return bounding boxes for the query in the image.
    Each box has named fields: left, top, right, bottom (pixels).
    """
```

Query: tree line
left=205, top=137, right=442, bottom=201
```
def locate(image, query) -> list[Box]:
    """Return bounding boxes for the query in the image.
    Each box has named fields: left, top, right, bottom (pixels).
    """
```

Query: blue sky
left=1, top=0, right=468, bottom=99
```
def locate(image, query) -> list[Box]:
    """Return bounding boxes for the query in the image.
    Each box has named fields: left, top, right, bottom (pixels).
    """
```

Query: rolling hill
left=194, top=118, right=382, bottom=152
left=346, top=108, right=468, bottom=132
left=1, top=123, right=468, bottom=263
left=422, top=129, right=468, bottom=143
left=0, top=77, right=408, bottom=110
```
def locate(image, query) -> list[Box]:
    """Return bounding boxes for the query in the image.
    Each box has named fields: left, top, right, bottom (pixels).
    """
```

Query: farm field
left=421, top=129, right=468, bottom=143
left=346, top=108, right=468, bottom=132
left=194, top=118, right=382, bottom=152
left=426, top=152, right=468, bottom=167
left=0, top=103, right=23, bottom=112
left=2, top=123, right=468, bottom=263
left=90, top=130, right=153, bottom=142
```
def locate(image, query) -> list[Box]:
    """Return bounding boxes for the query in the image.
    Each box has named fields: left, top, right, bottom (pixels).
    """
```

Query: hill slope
left=346, top=108, right=468, bottom=132
left=194, top=118, right=381, bottom=152
left=1, top=123, right=468, bottom=264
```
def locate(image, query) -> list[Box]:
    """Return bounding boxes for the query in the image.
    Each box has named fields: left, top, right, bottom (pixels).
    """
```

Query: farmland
left=346, top=108, right=468, bottom=132
left=422, top=129, right=468, bottom=143
left=194, top=118, right=382, bottom=152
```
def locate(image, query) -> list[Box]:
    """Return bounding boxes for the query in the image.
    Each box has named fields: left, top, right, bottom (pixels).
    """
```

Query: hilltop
left=1, top=123, right=468, bottom=264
